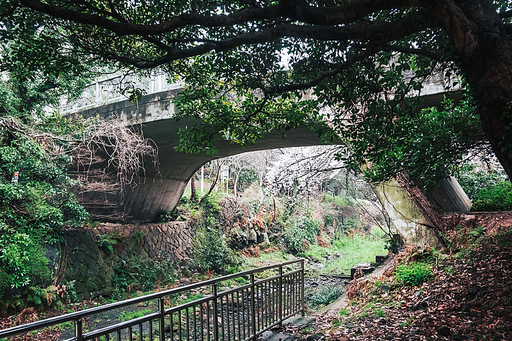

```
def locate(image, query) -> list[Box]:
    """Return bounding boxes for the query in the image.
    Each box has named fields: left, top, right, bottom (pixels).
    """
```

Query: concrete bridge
left=68, top=88, right=336, bottom=221
left=67, top=83, right=468, bottom=249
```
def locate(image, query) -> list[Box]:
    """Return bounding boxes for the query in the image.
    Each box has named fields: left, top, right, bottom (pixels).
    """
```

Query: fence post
left=75, top=318, right=83, bottom=341
left=212, top=284, right=219, bottom=341
left=250, top=274, right=257, bottom=340
left=301, top=259, right=305, bottom=317
left=159, top=297, right=165, bottom=341
left=278, top=264, right=283, bottom=325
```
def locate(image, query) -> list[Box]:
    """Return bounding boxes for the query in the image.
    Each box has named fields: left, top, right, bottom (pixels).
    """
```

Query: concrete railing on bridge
left=57, top=73, right=184, bottom=114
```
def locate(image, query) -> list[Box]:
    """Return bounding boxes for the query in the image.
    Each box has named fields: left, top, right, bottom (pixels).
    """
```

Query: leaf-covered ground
left=310, top=216, right=512, bottom=341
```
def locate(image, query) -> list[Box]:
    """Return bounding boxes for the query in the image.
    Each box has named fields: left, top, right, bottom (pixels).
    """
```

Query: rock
left=421, top=317, right=432, bottom=324
left=248, top=229, right=257, bottom=243
left=180, top=257, right=192, bottom=267
left=413, top=301, right=428, bottom=310
left=181, top=268, right=192, bottom=278
left=262, top=232, right=270, bottom=246
left=179, top=277, right=190, bottom=285
left=469, top=285, right=479, bottom=295
left=376, top=317, right=386, bottom=324
left=350, top=263, right=375, bottom=279
left=306, top=333, right=323, bottom=341
left=380, top=284, right=391, bottom=293
left=437, top=326, right=451, bottom=337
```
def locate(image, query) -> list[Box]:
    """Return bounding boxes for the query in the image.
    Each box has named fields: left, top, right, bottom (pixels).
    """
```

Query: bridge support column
left=372, top=175, right=446, bottom=250
left=124, top=177, right=188, bottom=221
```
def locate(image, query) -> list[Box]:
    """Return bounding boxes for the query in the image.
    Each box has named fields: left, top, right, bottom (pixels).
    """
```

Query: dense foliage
left=472, top=181, right=512, bottom=211
left=0, top=6, right=95, bottom=300
left=192, top=220, right=243, bottom=274
left=454, top=163, right=512, bottom=211
left=284, top=215, right=320, bottom=253
left=0, top=121, right=89, bottom=297
left=7, top=0, right=512, bottom=187
left=394, top=262, right=433, bottom=287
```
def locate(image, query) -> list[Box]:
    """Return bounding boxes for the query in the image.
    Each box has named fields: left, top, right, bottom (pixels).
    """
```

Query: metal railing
left=0, top=259, right=304, bottom=341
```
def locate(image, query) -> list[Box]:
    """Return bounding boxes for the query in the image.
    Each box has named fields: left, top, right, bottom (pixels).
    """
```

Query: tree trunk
left=234, top=173, right=239, bottom=197
left=430, top=0, right=512, bottom=179
left=190, top=173, right=197, bottom=201
left=199, top=160, right=225, bottom=204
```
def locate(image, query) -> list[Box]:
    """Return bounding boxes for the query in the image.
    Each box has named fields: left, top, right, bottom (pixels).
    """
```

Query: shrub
left=454, top=164, right=507, bottom=201
left=154, top=208, right=180, bottom=222
left=200, top=193, right=222, bottom=213
left=340, top=215, right=361, bottom=232
left=308, top=286, right=343, bottom=308
left=113, top=256, right=176, bottom=295
left=394, top=262, right=432, bottom=286
left=284, top=216, right=320, bottom=253
left=192, top=226, right=243, bottom=274
left=0, top=122, right=89, bottom=298
left=471, top=180, right=512, bottom=211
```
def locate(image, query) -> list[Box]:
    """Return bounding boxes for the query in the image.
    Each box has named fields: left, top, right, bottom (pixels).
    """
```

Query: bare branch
left=73, top=118, right=158, bottom=191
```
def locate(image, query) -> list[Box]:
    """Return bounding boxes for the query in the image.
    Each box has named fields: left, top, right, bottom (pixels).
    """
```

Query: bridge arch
left=68, top=89, right=332, bottom=221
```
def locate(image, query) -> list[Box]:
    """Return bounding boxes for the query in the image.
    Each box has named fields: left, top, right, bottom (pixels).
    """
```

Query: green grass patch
left=118, top=309, right=153, bottom=322
left=394, top=262, right=432, bottom=286
left=304, top=233, right=387, bottom=275
left=339, top=308, right=350, bottom=316
left=308, top=286, right=343, bottom=308
left=375, top=308, right=386, bottom=318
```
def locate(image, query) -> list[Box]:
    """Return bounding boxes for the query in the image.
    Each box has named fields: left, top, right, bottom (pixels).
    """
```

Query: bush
left=200, top=193, right=222, bottom=213
left=113, top=256, right=176, bottom=295
left=454, top=164, right=507, bottom=202
left=308, top=286, right=343, bottom=308
left=284, top=216, right=320, bottom=253
left=192, top=225, right=243, bottom=274
left=340, top=215, right=361, bottom=232
left=471, top=180, right=512, bottom=211
left=0, top=124, right=89, bottom=298
left=394, top=262, right=432, bottom=286
left=154, top=208, right=180, bottom=222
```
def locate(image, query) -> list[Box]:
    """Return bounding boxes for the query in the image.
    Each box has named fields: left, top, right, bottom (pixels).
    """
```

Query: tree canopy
left=3, top=0, right=512, bottom=187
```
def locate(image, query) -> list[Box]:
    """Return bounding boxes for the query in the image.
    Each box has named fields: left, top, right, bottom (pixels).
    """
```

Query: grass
left=339, top=308, right=350, bottom=316
left=244, top=249, right=292, bottom=268
left=375, top=308, right=387, bottom=318
left=118, top=309, right=153, bottom=322
left=308, top=286, right=344, bottom=308
left=244, top=228, right=387, bottom=276
left=304, top=231, right=387, bottom=275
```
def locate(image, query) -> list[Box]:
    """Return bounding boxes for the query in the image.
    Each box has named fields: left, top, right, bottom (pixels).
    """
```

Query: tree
left=6, top=0, right=512, bottom=185
left=265, top=146, right=344, bottom=199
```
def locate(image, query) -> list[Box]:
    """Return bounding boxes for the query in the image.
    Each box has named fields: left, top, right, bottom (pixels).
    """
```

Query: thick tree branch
left=19, top=0, right=422, bottom=36
left=281, top=0, right=417, bottom=26
left=500, top=9, right=512, bottom=19
left=80, top=10, right=431, bottom=69
left=19, top=0, right=282, bottom=36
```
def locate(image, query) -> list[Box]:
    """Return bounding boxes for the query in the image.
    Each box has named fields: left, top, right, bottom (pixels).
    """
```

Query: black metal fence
left=0, top=259, right=304, bottom=341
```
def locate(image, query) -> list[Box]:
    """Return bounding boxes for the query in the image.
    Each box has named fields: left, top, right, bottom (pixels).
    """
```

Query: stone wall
left=54, top=221, right=193, bottom=295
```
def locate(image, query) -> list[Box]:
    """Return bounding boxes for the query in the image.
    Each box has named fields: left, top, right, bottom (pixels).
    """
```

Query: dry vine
left=72, top=117, right=158, bottom=191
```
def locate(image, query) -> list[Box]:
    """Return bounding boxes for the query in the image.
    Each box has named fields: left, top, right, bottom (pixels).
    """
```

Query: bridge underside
left=125, top=119, right=328, bottom=220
